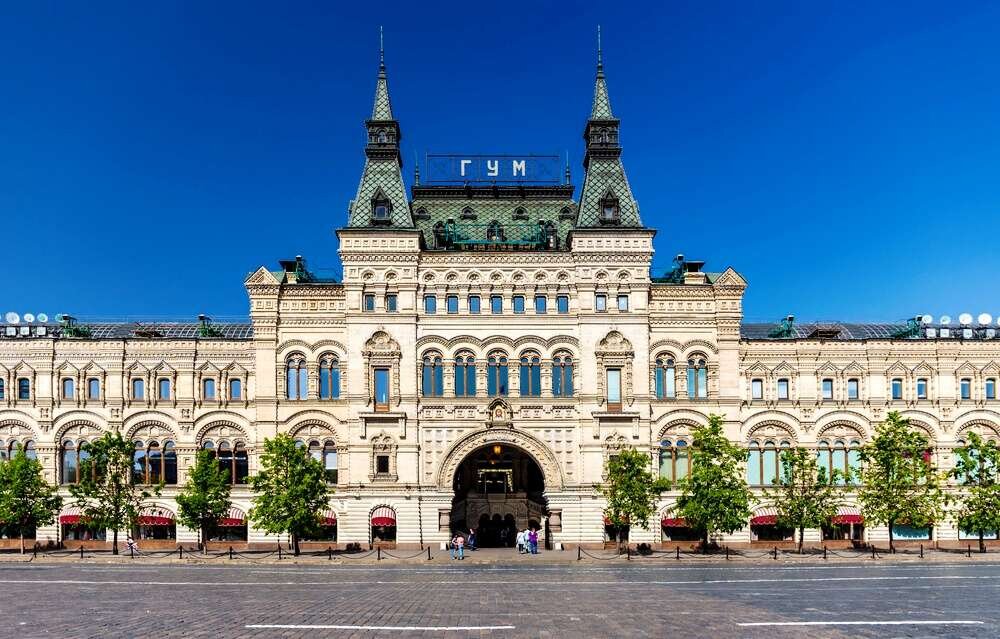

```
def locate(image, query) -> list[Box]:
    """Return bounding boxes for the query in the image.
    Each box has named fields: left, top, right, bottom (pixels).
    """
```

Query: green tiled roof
left=576, top=157, right=641, bottom=227
left=591, top=74, right=613, bottom=119
left=347, top=159, right=412, bottom=227
left=372, top=69, right=393, bottom=120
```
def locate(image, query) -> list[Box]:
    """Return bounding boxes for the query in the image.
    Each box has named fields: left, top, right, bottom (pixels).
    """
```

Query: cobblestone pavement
left=2, top=561, right=1000, bottom=638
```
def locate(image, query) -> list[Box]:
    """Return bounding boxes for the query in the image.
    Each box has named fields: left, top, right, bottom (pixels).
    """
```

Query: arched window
left=323, top=440, right=338, bottom=483
left=659, top=439, right=691, bottom=483
left=204, top=440, right=248, bottom=485
left=599, top=192, right=620, bottom=223
left=7, top=440, right=36, bottom=461
left=61, top=378, right=75, bottom=399
left=286, top=354, right=307, bottom=400
left=0, top=379, right=4, bottom=399
left=552, top=354, right=574, bottom=397
left=202, top=378, right=216, bottom=400
left=23, top=440, right=36, bottom=460
left=687, top=356, right=708, bottom=399
left=87, top=378, right=100, bottom=400
left=519, top=353, right=542, bottom=397
left=157, top=378, right=171, bottom=400
left=487, top=353, right=509, bottom=396
left=217, top=441, right=233, bottom=480
left=654, top=355, right=676, bottom=399
left=455, top=353, right=476, bottom=397
left=131, top=378, right=145, bottom=400
left=422, top=353, right=444, bottom=397
left=17, top=378, right=30, bottom=400
left=164, top=441, right=177, bottom=484
left=372, top=195, right=391, bottom=221
left=319, top=355, right=341, bottom=400
left=746, top=440, right=791, bottom=486
left=132, top=440, right=177, bottom=485
left=817, top=438, right=862, bottom=485
left=61, top=440, right=87, bottom=485
left=229, top=378, right=242, bottom=400
left=487, top=220, right=503, bottom=242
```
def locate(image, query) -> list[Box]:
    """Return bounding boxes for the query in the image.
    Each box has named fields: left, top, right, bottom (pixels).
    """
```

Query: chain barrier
left=578, top=547, right=628, bottom=561
left=380, top=547, right=432, bottom=560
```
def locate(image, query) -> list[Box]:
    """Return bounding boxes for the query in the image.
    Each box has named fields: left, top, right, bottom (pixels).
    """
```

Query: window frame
left=512, top=295, right=525, bottom=314
left=777, top=378, right=789, bottom=400
left=595, top=294, right=607, bottom=312
left=606, top=367, right=623, bottom=412
left=617, top=294, right=629, bottom=312
left=385, top=293, right=398, bottom=312
left=751, top=378, right=763, bottom=400
left=534, top=295, right=546, bottom=314
left=363, top=294, right=376, bottom=312
left=556, top=295, right=569, bottom=314
left=468, top=295, right=481, bottom=314
left=424, top=295, right=437, bottom=314
left=960, top=378, right=972, bottom=400
left=551, top=354, right=574, bottom=397
left=490, top=295, right=503, bottom=314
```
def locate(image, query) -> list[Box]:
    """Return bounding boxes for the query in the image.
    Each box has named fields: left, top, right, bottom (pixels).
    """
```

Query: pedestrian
left=528, top=528, right=538, bottom=554
left=516, top=529, right=526, bottom=554
left=450, top=533, right=465, bottom=560
left=125, top=535, right=139, bottom=555
left=467, top=528, right=477, bottom=551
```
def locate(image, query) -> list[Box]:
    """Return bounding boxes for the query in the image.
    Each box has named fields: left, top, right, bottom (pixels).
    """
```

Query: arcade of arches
left=450, top=444, right=547, bottom=547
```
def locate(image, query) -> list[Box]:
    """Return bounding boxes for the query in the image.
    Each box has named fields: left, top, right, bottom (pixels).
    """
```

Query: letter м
left=512, top=160, right=526, bottom=177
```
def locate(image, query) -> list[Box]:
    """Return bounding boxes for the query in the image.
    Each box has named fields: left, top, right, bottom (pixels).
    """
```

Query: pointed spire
left=372, top=26, right=393, bottom=120
left=590, top=25, right=613, bottom=119
left=564, top=151, right=571, bottom=185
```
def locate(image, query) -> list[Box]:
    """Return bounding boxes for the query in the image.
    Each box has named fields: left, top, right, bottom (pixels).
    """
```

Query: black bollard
left=968, top=544, right=972, bottom=558
left=427, top=546, right=432, bottom=561
left=577, top=546, right=582, bottom=561
left=130, top=545, right=134, bottom=559
left=32, top=545, right=37, bottom=559
left=773, top=546, right=778, bottom=560
left=626, top=546, right=631, bottom=561
left=328, top=546, right=333, bottom=561
left=676, top=546, right=680, bottom=561
left=80, top=545, right=84, bottom=560
left=229, top=546, right=233, bottom=560
left=872, top=545, right=876, bottom=560
left=278, top=544, right=282, bottom=561
left=725, top=546, right=730, bottom=561
left=920, top=543, right=924, bottom=559
left=179, top=545, right=183, bottom=560
left=823, top=546, right=827, bottom=561
left=377, top=546, right=381, bottom=561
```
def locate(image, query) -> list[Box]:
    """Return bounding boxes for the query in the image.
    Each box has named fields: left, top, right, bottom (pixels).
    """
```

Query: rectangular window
left=891, top=378, right=903, bottom=400
left=468, top=295, right=481, bottom=314
left=229, top=378, right=242, bottom=400
left=534, top=295, right=546, bottom=314
left=87, top=378, right=100, bottom=400
left=513, top=295, right=525, bottom=314
left=751, top=379, right=763, bottom=400
left=777, top=378, right=789, bottom=400
left=491, top=295, right=503, bottom=314
left=557, top=295, right=569, bottom=314
left=917, top=378, right=928, bottom=399
left=447, top=295, right=459, bottom=314
left=987, top=379, right=997, bottom=400
left=17, top=378, right=29, bottom=400
left=595, top=294, right=607, bottom=312
left=376, top=454, right=390, bottom=475
left=132, top=378, right=145, bottom=400
left=203, top=378, right=216, bottom=400
left=606, top=368, right=622, bottom=411
left=62, top=378, right=75, bottom=399
left=961, top=378, right=971, bottom=400
left=374, top=368, right=390, bottom=411
left=424, top=295, right=437, bottom=314
left=847, top=378, right=859, bottom=400
left=822, top=378, right=833, bottom=400
left=363, top=294, right=375, bottom=312
left=617, top=294, right=629, bottom=311
left=385, top=294, right=397, bottom=312
left=158, top=379, right=171, bottom=400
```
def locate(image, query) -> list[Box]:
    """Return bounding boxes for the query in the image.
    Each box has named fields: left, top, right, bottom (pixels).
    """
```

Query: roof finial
left=413, top=151, right=420, bottom=185
left=596, top=25, right=603, bottom=77
left=379, top=26, right=385, bottom=74
left=565, top=151, right=571, bottom=185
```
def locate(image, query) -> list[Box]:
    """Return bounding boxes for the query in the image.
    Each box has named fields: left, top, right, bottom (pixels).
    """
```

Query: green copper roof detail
left=372, top=70, right=393, bottom=121
left=347, top=159, right=412, bottom=227
left=591, top=75, right=613, bottom=119
left=576, top=157, right=641, bottom=227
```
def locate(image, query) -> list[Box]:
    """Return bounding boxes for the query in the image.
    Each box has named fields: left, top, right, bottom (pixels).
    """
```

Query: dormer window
left=376, top=128, right=388, bottom=143
left=461, top=206, right=476, bottom=220
left=486, top=221, right=503, bottom=242
left=414, top=207, right=430, bottom=220
left=513, top=207, right=528, bottom=220
left=599, top=193, right=620, bottom=224
left=372, top=192, right=391, bottom=224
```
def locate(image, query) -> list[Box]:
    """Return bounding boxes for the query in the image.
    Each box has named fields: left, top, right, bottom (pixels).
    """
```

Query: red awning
left=138, top=507, right=175, bottom=526
left=60, top=506, right=85, bottom=525
left=750, top=507, right=778, bottom=526
left=219, top=506, right=246, bottom=527
left=320, top=509, right=337, bottom=526
left=371, top=506, right=396, bottom=527
left=832, top=506, right=863, bottom=525
left=661, top=517, right=687, bottom=528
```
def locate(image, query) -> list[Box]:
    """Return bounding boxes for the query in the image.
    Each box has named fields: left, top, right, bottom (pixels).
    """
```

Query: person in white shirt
left=516, top=529, right=526, bottom=554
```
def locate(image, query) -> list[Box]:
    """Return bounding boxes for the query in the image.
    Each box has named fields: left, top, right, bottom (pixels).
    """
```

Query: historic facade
left=2, top=48, right=999, bottom=550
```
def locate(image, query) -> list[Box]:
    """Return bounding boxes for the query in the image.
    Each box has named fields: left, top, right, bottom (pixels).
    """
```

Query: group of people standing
left=450, top=527, right=477, bottom=560
left=449, top=526, right=541, bottom=558
left=516, top=528, right=539, bottom=554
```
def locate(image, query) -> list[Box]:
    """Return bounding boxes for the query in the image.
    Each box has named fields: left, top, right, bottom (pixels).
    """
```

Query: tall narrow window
left=534, top=295, right=547, bottom=314
left=519, top=354, right=541, bottom=396
left=987, top=379, right=997, bottom=400
left=286, top=355, right=307, bottom=400
left=655, top=356, right=676, bottom=399
left=319, top=355, right=341, bottom=400
left=62, top=378, right=75, bottom=399
left=0, top=379, right=4, bottom=400
left=917, top=378, right=928, bottom=399
left=424, top=295, right=437, bottom=314
left=158, top=378, right=171, bottom=400
left=17, top=378, right=30, bottom=400
left=891, top=378, right=903, bottom=400
left=847, top=378, right=859, bottom=400
left=229, top=378, right=242, bottom=400
left=132, top=378, right=145, bottom=400
left=513, top=295, right=525, bottom=314
left=821, top=378, right=833, bottom=400
left=617, top=294, right=629, bottom=312
left=751, top=379, right=763, bottom=400
left=455, top=354, right=476, bottom=397
left=660, top=440, right=691, bottom=482
left=687, top=358, right=707, bottom=399
left=487, top=354, right=509, bottom=396
left=557, top=295, right=569, bottom=314
left=203, top=378, right=216, bottom=400
left=422, top=355, right=443, bottom=397
left=777, top=378, right=789, bottom=400
left=491, top=295, right=503, bottom=314
left=61, top=440, right=79, bottom=484
left=595, top=294, right=607, bottom=312
left=363, top=294, right=376, bottom=312
left=164, top=441, right=177, bottom=484
left=961, top=378, right=972, bottom=400
left=606, top=368, right=622, bottom=411
left=323, top=440, right=338, bottom=483
left=446, top=295, right=458, bottom=314
left=552, top=354, right=574, bottom=397
left=374, top=368, right=390, bottom=410
left=385, top=294, right=397, bottom=312
left=468, top=295, right=481, bottom=314
left=372, top=196, right=391, bottom=222
left=87, top=377, right=100, bottom=400
left=599, top=195, right=620, bottom=223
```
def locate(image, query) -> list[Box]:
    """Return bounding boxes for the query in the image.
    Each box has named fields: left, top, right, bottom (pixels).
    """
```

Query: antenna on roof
left=379, top=25, right=385, bottom=71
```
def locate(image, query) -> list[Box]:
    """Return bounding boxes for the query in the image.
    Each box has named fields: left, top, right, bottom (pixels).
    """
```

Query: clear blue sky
left=3, top=1, right=999, bottom=323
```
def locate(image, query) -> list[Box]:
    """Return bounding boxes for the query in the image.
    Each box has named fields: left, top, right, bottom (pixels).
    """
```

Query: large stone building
left=2, top=49, right=999, bottom=550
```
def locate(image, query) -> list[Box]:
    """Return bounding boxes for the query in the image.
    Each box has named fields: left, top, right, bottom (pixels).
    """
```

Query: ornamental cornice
left=650, top=286, right=717, bottom=299
left=279, top=286, right=346, bottom=297
left=341, top=254, right=420, bottom=263
left=419, top=253, right=575, bottom=266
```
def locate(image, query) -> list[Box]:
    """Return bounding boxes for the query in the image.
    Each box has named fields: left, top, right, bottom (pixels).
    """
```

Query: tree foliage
left=70, top=431, right=160, bottom=554
left=765, top=447, right=843, bottom=552
left=857, top=411, right=948, bottom=550
left=951, top=432, right=1000, bottom=552
left=0, top=447, right=62, bottom=553
left=675, top=414, right=752, bottom=551
left=176, top=448, right=232, bottom=553
left=601, top=447, right=670, bottom=548
left=249, top=433, right=330, bottom=555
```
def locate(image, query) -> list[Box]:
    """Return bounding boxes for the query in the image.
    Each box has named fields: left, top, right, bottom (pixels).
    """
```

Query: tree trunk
left=798, top=526, right=804, bottom=554
left=887, top=519, right=894, bottom=553
left=19, top=530, right=25, bottom=555
left=291, top=532, right=300, bottom=556
left=201, top=523, right=209, bottom=555
left=980, top=531, right=986, bottom=554
left=702, top=530, right=709, bottom=554
left=112, top=528, right=119, bottom=555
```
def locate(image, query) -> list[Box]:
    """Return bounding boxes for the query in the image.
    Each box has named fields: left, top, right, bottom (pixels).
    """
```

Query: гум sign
left=424, top=154, right=562, bottom=184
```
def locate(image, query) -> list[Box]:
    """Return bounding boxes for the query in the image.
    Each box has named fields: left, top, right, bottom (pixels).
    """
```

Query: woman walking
left=450, top=533, right=465, bottom=560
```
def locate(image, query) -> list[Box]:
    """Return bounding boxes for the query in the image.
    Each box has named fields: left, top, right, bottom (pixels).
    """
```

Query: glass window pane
left=665, top=367, right=675, bottom=398
left=762, top=449, right=777, bottom=485
left=557, top=295, right=569, bottom=314
left=455, top=363, right=465, bottom=396
left=424, top=296, right=436, bottom=314
left=687, top=367, right=696, bottom=398
left=375, top=369, right=390, bottom=405
left=535, top=296, right=546, bottom=313
left=847, top=379, right=858, bottom=399
left=499, top=362, right=508, bottom=395
left=230, top=378, right=241, bottom=400
left=659, top=449, right=673, bottom=481
left=468, top=296, right=480, bottom=314
left=751, top=379, right=763, bottom=399
left=132, top=379, right=144, bottom=400
left=822, top=379, right=833, bottom=399
left=204, top=379, right=215, bottom=400
left=595, top=294, right=607, bottom=312
left=617, top=295, right=628, bottom=311
left=777, top=379, right=789, bottom=399
left=697, top=368, right=707, bottom=398
left=491, top=296, right=502, bottom=314
left=747, top=448, right=761, bottom=484
left=158, top=379, right=170, bottom=400
left=447, top=295, right=458, bottom=314
left=607, top=369, right=622, bottom=403
left=513, top=296, right=525, bottom=314
left=675, top=444, right=688, bottom=481
left=565, top=364, right=573, bottom=396
left=320, top=367, right=331, bottom=399
left=386, top=294, right=397, bottom=312
left=655, top=368, right=664, bottom=399
left=364, top=294, right=375, bottom=312
left=892, top=379, right=902, bottom=399
left=466, top=365, right=476, bottom=395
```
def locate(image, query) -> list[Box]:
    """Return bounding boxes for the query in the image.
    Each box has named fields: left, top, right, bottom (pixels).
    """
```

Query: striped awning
left=320, top=509, right=337, bottom=526
left=370, top=506, right=396, bottom=527
left=219, top=506, right=246, bottom=527
left=59, top=506, right=86, bottom=525
left=750, top=507, right=779, bottom=526
left=832, top=506, right=863, bottom=525
left=138, top=507, right=175, bottom=526
left=661, top=517, right=687, bottom=528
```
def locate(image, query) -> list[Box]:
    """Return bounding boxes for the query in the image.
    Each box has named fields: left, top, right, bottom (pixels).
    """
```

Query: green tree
left=249, top=433, right=330, bottom=556
left=70, top=431, right=161, bottom=555
left=765, top=447, right=843, bottom=553
left=0, top=447, right=63, bottom=553
left=176, top=448, right=232, bottom=554
left=951, top=432, right=1000, bottom=553
left=857, top=411, right=948, bottom=551
left=675, top=414, right=753, bottom=552
left=602, top=447, right=670, bottom=550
